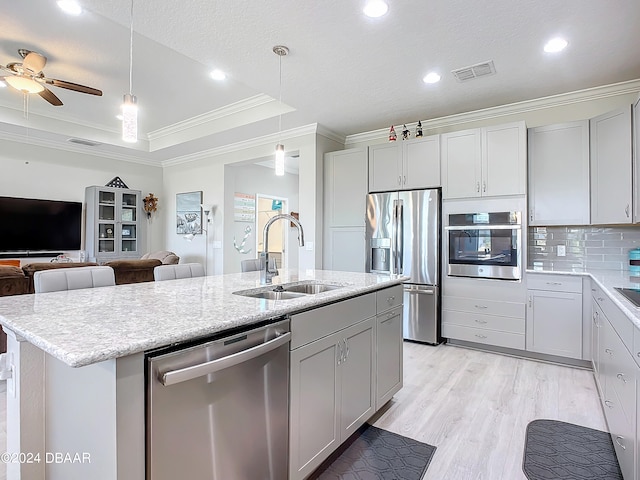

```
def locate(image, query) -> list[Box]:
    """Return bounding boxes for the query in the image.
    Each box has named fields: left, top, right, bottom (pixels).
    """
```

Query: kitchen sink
left=238, top=290, right=307, bottom=300
left=233, top=281, right=344, bottom=300
left=281, top=283, right=343, bottom=294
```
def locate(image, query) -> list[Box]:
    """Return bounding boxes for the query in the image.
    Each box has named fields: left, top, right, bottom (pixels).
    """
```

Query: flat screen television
left=0, top=196, right=82, bottom=253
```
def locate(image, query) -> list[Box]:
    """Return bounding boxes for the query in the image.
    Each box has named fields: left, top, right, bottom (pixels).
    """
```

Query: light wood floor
left=0, top=343, right=606, bottom=480
left=372, top=342, right=607, bottom=480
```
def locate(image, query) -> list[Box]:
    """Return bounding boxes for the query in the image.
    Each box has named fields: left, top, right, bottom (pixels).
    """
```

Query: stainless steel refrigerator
left=365, top=189, right=441, bottom=344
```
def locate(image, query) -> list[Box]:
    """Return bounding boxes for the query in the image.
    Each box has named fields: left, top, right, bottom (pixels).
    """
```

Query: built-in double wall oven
left=446, top=211, right=522, bottom=280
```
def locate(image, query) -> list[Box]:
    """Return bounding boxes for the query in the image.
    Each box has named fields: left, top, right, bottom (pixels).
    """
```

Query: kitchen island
left=0, top=269, right=405, bottom=480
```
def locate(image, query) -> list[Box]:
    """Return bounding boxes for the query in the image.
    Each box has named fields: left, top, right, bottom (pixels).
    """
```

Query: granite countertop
left=0, top=269, right=405, bottom=368
left=526, top=266, right=640, bottom=330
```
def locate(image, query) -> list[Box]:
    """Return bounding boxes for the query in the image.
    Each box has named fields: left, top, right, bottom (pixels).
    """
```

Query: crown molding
left=147, top=94, right=280, bottom=141
left=161, top=123, right=320, bottom=167
left=0, top=130, right=160, bottom=167
left=345, top=78, right=640, bottom=145
left=316, top=124, right=345, bottom=145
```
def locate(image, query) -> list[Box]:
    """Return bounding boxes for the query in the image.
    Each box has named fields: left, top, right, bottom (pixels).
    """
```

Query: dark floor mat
left=523, top=419, right=623, bottom=480
left=316, top=424, right=436, bottom=480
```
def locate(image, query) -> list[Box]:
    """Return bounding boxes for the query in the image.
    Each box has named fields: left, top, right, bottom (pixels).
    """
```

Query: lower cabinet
left=375, top=305, right=403, bottom=410
left=289, top=285, right=403, bottom=480
left=526, top=274, right=583, bottom=360
left=592, top=289, right=637, bottom=480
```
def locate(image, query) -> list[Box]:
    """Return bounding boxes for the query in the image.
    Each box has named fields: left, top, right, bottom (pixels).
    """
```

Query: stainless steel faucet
left=261, top=214, right=305, bottom=284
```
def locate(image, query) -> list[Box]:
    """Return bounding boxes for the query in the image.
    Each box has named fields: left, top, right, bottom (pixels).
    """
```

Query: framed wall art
left=176, top=191, right=203, bottom=234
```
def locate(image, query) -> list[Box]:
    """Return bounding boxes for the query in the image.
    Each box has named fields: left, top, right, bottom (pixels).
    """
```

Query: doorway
left=256, top=194, right=289, bottom=270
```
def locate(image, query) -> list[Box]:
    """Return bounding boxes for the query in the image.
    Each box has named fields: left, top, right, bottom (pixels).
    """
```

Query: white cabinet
left=633, top=95, right=640, bottom=224
left=442, top=122, right=526, bottom=199
left=323, top=148, right=367, bottom=272
left=368, top=135, right=440, bottom=192
left=528, top=121, right=590, bottom=225
left=85, top=186, right=144, bottom=263
left=526, top=275, right=582, bottom=359
left=590, top=105, right=633, bottom=224
left=374, top=284, right=403, bottom=410
left=289, top=293, right=377, bottom=480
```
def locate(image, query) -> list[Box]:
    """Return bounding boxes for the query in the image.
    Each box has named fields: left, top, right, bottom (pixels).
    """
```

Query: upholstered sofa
left=104, top=259, right=162, bottom=285
left=141, top=251, right=180, bottom=265
left=22, top=262, right=99, bottom=293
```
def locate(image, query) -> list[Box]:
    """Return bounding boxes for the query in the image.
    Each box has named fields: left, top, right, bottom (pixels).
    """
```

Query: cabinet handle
left=605, top=348, right=613, bottom=356
left=398, top=176, right=402, bottom=186
left=476, top=182, right=480, bottom=193
left=474, top=319, right=488, bottom=324
left=591, top=288, right=596, bottom=292
left=637, top=351, right=640, bottom=358
left=528, top=296, right=532, bottom=308
left=625, top=204, right=630, bottom=218
left=403, top=175, right=407, bottom=185
left=474, top=304, right=488, bottom=309
left=546, top=282, right=562, bottom=286
left=530, top=209, right=534, bottom=222
left=482, top=182, right=486, bottom=193
left=615, top=436, right=626, bottom=450
left=337, top=342, right=343, bottom=365
left=617, top=373, right=627, bottom=384
left=475, top=334, right=487, bottom=339
left=344, top=338, right=349, bottom=360
left=598, top=297, right=604, bottom=302
left=387, top=312, right=395, bottom=319
left=604, top=400, right=613, bottom=408
left=387, top=296, right=395, bottom=303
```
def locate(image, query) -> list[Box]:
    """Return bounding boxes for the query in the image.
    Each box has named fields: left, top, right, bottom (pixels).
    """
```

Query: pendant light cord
left=278, top=52, right=282, bottom=142
left=128, top=0, right=134, bottom=95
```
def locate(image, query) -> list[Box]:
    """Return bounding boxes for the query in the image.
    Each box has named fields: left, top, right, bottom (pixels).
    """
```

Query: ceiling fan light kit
left=5, top=75, right=44, bottom=94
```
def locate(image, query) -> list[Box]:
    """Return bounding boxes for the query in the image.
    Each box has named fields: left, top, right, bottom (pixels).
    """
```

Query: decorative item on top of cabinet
left=388, top=125, right=397, bottom=142
left=415, top=120, right=423, bottom=138
left=368, top=134, right=440, bottom=192
left=526, top=274, right=582, bottom=360
left=401, top=124, right=409, bottom=140
left=590, top=104, right=633, bottom=225
left=528, top=121, right=589, bottom=226
left=441, top=121, right=526, bottom=199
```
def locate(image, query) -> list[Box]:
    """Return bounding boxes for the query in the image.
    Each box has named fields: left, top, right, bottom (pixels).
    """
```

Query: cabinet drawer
left=606, top=325, right=636, bottom=423
left=443, top=295, right=525, bottom=319
left=597, top=292, right=634, bottom=353
left=443, top=323, right=525, bottom=350
left=291, top=293, right=376, bottom=350
left=527, top=274, right=582, bottom=293
left=605, top=388, right=635, bottom=480
left=376, top=285, right=403, bottom=313
left=443, top=310, right=525, bottom=334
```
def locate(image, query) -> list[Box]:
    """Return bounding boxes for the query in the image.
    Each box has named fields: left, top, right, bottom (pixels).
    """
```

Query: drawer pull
left=474, top=305, right=488, bottom=309
left=605, top=348, right=613, bottom=356
left=545, top=281, right=562, bottom=285
left=617, top=373, right=627, bottom=384
left=615, top=436, right=626, bottom=450
left=387, top=296, right=395, bottom=303
left=637, top=352, right=640, bottom=358
left=591, top=288, right=596, bottom=292
left=475, top=319, right=488, bottom=324
left=597, top=297, right=604, bottom=302
left=604, top=400, right=613, bottom=408
left=475, top=334, right=487, bottom=339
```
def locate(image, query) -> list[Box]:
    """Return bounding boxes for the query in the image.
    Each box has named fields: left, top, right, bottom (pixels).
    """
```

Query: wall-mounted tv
left=0, top=196, right=82, bottom=253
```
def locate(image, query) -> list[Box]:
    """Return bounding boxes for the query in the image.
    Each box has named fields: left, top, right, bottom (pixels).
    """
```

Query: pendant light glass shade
left=275, top=144, right=285, bottom=176
left=122, top=94, right=138, bottom=143
left=5, top=76, right=44, bottom=93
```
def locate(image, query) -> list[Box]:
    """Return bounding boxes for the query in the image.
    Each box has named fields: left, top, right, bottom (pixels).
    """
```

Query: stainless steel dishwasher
left=146, top=318, right=290, bottom=480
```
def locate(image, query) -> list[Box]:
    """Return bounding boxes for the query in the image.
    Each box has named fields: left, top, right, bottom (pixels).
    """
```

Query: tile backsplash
left=528, top=226, right=640, bottom=271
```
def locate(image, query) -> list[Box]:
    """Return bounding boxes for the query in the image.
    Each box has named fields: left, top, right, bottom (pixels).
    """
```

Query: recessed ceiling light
left=363, top=0, right=388, bottom=18
left=210, top=69, right=226, bottom=81
left=57, top=0, right=82, bottom=15
left=423, top=72, right=441, bottom=84
left=544, top=37, right=568, bottom=53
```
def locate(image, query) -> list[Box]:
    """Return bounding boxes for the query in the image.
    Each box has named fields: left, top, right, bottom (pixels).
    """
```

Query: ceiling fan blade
left=38, top=86, right=63, bottom=106
left=23, top=52, right=47, bottom=73
left=44, top=78, right=102, bottom=96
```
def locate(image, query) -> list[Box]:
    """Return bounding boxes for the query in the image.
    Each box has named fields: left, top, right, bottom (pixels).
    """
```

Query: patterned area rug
left=316, top=425, right=436, bottom=480
left=523, top=419, right=623, bottom=480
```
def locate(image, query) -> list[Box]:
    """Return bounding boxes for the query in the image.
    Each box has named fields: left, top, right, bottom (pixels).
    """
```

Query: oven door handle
left=445, top=225, right=521, bottom=231
left=160, top=332, right=291, bottom=386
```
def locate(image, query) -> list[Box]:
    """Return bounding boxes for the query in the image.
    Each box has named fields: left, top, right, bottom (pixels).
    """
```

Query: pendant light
left=122, top=0, right=138, bottom=143
left=273, top=45, right=288, bottom=176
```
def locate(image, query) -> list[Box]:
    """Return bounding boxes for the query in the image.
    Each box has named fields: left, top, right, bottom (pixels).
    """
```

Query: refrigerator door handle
left=391, top=200, right=399, bottom=275
left=397, top=201, right=404, bottom=274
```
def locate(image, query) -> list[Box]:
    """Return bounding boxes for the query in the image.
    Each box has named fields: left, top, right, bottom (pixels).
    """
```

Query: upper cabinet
left=368, top=135, right=440, bottom=192
left=442, top=121, right=526, bottom=199
left=528, top=121, right=590, bottom=226
left=85, top=186, right=144, bottom=263
left=634, top=95, right=640, bottom=223
left=590, top=105, right=633, bottom=224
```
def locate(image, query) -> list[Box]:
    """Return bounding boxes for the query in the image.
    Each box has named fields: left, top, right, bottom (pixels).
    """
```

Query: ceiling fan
left=0, top=49, right=102, bottom=106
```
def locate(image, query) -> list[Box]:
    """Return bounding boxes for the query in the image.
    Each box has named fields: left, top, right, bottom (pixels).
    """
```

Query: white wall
left=0, top=139, right=164, bottom=260
left=223, top=163, right=299, bottom=273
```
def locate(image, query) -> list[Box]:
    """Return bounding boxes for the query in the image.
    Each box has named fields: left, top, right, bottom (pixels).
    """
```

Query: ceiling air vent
left=451, top=60, right=496, bottom=82
left=67, top=138, right=101, bottom=147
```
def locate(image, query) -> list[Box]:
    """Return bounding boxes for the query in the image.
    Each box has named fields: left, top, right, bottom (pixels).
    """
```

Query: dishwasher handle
left=161, top=332, right=291, bottom=386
